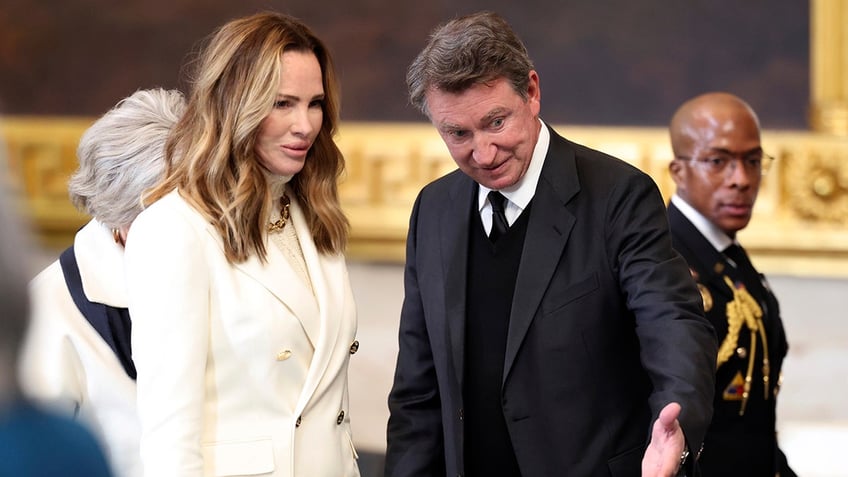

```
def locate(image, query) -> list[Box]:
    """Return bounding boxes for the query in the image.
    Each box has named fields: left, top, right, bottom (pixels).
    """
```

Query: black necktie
left=488, top=191, right=509, bottom=242
left=723, top=243, right=766, bottom=300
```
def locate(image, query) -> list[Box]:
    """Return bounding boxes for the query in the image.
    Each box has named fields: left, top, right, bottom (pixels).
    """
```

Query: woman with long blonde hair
left=124, top=12, right=359, bottom=477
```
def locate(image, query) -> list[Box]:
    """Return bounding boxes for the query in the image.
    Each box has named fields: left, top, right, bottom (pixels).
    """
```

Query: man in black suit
left=385, top=11, right=717, bottom=477
left=667, top=92, right=796, bottom=476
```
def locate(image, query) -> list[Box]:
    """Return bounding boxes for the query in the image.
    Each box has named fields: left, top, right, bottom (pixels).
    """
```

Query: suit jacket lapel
left=443, top=174, right=475, bottom=388
left=504, top=130, right=578, bottom=382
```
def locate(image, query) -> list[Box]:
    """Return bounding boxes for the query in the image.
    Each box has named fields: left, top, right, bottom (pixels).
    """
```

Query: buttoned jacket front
left=125, top=190, right=360, bottom=477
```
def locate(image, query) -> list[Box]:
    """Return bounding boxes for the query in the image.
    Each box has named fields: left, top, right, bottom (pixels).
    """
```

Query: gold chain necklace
left=267, top=194, right=291, bottom=232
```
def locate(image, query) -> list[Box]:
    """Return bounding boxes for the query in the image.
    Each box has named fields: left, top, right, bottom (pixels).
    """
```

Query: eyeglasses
left=675, top=151, right=775, bottom=177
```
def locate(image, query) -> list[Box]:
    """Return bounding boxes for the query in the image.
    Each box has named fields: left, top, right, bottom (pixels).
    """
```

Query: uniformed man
left=667, top=92, right=796, bottom=476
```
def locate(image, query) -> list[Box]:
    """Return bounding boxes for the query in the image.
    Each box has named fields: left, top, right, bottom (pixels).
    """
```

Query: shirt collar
left=671, top=194, right=735, bottom=252
left=75, top=219, right=128, bottom=307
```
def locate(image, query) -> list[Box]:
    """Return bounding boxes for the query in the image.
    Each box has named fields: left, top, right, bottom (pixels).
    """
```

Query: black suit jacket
left=668, top=202, right=795, bottom=476
left=386, top=126, right=718, bottom=477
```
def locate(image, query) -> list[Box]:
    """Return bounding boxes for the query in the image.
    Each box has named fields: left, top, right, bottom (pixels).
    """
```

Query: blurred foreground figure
left=0, top=141, right=113, bottom=476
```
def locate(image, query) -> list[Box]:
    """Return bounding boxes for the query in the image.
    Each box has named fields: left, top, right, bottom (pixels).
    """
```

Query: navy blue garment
left=59, top=246, right=136, bottom=379
left=0, top=399, right=113, bottom=477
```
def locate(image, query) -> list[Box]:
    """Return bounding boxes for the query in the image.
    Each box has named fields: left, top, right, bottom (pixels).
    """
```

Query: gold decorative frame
left=338, top=124, right=848, bottom=277
left=4, top=118, right=846, bottom=277
left=809, top=0, right=848, bottom=135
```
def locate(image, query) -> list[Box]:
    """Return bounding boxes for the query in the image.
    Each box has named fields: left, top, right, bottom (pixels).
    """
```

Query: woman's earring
left=112, top=228, right=123, bottom=245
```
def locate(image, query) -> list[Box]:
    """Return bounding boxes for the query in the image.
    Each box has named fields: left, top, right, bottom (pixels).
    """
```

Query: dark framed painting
left=0, top=0, right=808, bottom=128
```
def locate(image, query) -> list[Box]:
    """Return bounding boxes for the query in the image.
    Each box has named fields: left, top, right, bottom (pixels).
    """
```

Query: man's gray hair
left=406, top=11, right=534, bottom=117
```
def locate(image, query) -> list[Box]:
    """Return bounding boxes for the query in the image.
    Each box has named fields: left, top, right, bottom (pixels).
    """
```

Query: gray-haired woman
left=19, top=88, right=185, bottom=477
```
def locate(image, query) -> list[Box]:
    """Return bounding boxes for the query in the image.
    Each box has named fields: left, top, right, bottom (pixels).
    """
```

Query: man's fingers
left=659, top=402, right=682, bottom=427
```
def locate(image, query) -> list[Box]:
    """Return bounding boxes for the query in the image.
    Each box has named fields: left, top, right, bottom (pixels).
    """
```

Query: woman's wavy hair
left=147, top=11, right=348, bottom=264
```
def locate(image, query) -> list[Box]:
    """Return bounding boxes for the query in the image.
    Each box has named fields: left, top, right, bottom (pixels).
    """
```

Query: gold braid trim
left=740, top=329, right=757, bottom=415
left=758, top=324, right=771, bottom=400
left=715, top=276, right=764, bottom=368
left=715, top=276, right=769, bottom=415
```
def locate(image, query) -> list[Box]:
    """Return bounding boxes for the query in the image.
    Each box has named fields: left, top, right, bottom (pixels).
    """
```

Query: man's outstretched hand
left=642, top=402, right=686, bottom=477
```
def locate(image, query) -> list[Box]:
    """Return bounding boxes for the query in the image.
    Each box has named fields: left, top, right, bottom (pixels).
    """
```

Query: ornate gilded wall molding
left=782, top=143, right=848, bottom=222
left=4, top=119, right=846, bottom=277
left=1, top=117, right=92, bottom=249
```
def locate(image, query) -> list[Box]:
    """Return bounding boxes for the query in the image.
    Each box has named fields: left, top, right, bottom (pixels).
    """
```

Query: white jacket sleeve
left=124, top=197, right=210, bottom=477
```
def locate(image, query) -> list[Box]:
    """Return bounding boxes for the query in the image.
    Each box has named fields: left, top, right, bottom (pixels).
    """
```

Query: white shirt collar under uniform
left=671, top=194, right=735, bottom=252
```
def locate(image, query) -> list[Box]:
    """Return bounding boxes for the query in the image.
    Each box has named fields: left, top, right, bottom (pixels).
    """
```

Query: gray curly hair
left=69, top=88, right=186, bottom=229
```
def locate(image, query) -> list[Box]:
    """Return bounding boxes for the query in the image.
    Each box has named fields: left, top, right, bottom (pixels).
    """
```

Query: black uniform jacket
left=668, top=202, right=795, bottom=477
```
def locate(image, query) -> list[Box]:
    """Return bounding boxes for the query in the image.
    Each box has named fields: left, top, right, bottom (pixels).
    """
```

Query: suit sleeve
left=607, top=172, right=717, bottom=450
left=385, top=191, right=447, bottom=477
left=124, top=200, right=210, bottom=477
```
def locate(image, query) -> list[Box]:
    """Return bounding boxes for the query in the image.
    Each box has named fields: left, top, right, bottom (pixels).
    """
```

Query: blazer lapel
left=504, top=131, right=578, bottom=382
left=290, top=197, right=347, bottom=413
left=230, top=200, right=322, bottom=345
left=443, top=175, right=475, bottom=388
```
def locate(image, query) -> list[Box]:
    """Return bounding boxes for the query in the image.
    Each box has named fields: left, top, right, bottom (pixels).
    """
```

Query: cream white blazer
left=124, top=190, right=360, bottom=477
left=20, top=220, right=142, bottom=477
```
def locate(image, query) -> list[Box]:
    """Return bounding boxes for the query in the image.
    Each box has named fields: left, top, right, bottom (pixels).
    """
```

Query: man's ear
left=669, top=159, right=685, bottom=187
left=527, top=70, right=541, bottom=114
